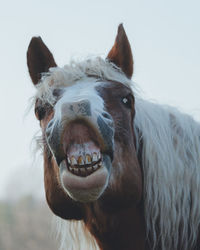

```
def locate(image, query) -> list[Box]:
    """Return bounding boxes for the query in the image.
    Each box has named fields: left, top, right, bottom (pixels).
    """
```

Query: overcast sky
left=0, top=0, right=199, bottom=199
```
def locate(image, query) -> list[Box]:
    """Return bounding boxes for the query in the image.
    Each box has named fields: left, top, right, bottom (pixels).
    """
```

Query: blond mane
left=33, top=57, right=131, bottom=105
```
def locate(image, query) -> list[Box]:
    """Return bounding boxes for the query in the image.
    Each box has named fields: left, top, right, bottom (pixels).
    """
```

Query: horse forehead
left=56, top=78, right=105, bottom=109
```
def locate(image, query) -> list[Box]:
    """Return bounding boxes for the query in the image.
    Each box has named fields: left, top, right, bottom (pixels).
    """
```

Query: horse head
left=27, top=24, right=142, bottom=209
left=27, top=24, right=145, bottom=249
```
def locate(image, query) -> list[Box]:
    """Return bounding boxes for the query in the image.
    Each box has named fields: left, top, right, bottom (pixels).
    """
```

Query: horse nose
left=61, top=99, right=91, bottom=117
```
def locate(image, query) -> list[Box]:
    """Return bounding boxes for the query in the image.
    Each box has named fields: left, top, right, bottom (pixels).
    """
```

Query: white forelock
left=33, top=57, right=131, bottom=105
left=33, top=57, right=200, bottom=250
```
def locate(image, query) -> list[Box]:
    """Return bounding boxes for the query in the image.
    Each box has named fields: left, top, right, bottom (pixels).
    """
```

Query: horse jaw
left=59, top=154, right=111, bottom=202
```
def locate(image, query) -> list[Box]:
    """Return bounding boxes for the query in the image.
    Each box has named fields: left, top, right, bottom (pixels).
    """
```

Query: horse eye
left=122, top=97, right=128, bottom=104
left=121, top=95, right=132, bottom=109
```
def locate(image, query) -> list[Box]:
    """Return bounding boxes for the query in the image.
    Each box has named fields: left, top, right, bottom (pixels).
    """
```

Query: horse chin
left=59, top=154, right=111, bottom=202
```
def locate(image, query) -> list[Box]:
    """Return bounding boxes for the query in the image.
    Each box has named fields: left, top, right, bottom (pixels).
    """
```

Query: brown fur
left=85, top=81, right=145, bottom=249
left=27, top=37, right=57, bottom=85
left=107, top=24, right=133, bottom=79
left=40, top=81, right=146, bottom=249
left=84, top=202, right=146, bottom=250
left=39, top=113, right=84, bottom=220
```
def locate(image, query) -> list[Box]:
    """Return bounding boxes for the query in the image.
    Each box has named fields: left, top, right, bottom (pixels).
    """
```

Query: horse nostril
left=102, top=112, right=114, bottom=127
left=102, top=112, right=112, bottom=120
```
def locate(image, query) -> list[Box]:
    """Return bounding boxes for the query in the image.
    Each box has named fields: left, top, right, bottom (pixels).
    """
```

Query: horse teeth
left=98, top=152, right=101, bottom=160
left=69, top=167, right=74, bottom=173
left=92, top=152, right=98, bottom=162
left=87, top=166, right=93, bottom=172
left=78, top=156, right=84, bottom=165
left=86, top=154, right=92, bottom=164
left=93, top=164, right=98, bottom=170
left=73, top=168, right=79, bottom=174
left=71, top=156, right=77, bottom=165
left=80, top=168, right=86, bottom=173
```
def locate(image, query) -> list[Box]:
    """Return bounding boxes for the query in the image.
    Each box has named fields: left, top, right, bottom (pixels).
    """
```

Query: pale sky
left=0, top=0, right=200, bottom=199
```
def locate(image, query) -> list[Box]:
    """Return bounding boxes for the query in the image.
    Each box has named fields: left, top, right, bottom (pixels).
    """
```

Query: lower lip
left=59, top=160, right=109, bottom=190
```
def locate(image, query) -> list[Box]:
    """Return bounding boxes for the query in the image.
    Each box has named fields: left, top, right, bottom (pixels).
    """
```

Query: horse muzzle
left=45, top=99, right=114, bottom=202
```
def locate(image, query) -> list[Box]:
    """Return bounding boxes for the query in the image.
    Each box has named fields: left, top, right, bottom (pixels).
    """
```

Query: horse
left=27, top=24, right=200, bottom=250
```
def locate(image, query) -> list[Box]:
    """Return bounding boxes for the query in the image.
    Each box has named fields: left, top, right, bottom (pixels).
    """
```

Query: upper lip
left=47, top=118, right=114, bottom=167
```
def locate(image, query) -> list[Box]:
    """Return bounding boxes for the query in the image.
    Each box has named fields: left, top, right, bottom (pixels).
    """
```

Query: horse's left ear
left=107, top=24, right=133, bottom=79
left=27, top=37, right=57, bottom=85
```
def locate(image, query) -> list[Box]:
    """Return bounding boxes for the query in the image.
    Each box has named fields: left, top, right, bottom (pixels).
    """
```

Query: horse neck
left=84, top=202, right=147, bottom=250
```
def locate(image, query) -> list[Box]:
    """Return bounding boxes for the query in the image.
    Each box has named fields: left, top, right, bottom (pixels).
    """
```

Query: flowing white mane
left=134, top=99, right=200, bottom=250
left=36, top=58, right=200, bottom=250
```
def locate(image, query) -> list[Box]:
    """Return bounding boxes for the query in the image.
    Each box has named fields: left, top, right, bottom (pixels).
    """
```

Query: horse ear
left=27, top=37, right=57, bottom=85
left=107, top=24, right=133, bottom=78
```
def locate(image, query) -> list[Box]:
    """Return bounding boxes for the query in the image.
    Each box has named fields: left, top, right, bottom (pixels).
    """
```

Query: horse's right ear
left=27, top=37, right=57, bottom=85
